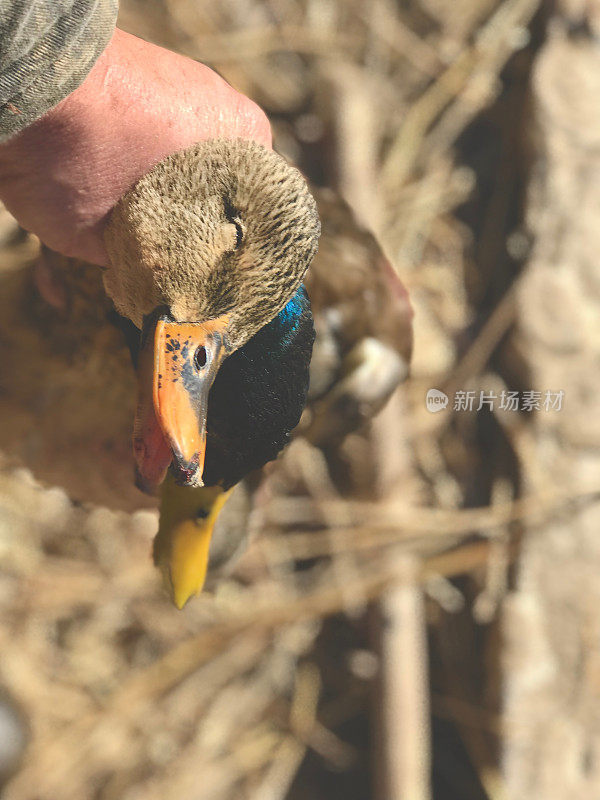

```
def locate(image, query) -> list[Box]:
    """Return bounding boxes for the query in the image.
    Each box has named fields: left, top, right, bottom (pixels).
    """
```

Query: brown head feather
left=104, top=139, right=320, bottom=349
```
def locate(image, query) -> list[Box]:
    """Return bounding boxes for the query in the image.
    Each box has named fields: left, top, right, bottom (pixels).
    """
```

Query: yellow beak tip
left=170, top=567, right=206, bottom=609
left=173, top=590, right=193, bottom=610
left=168, top=555, right=209, bottom=610
left=156, top=483, right=234, bottom=610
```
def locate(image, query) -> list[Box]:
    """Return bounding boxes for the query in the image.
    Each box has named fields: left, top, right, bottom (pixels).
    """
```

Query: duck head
left=104, top=139, right=320, bottom=490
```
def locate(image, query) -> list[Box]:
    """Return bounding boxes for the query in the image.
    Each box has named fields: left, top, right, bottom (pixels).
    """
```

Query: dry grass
left=0, top=0, right=563, bottom=798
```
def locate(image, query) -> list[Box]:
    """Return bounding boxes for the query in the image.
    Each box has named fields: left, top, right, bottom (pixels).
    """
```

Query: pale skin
left=0, top=28, right=272, bottom=267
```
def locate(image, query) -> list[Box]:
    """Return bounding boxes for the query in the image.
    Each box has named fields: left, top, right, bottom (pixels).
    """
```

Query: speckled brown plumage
left=104, top=139, right=321, bottom=348
left=305, top=187, right=412, bottom=365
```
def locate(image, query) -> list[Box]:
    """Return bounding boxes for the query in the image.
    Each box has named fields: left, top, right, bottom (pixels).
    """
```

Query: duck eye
left=232, top=218, right=244, bottom=250
left=224, top=200, right=244, bottom=250
left=194, top=346, right=208, bottom=371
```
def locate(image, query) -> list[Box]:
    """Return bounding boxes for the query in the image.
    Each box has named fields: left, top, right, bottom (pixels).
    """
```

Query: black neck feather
left=203, top=285, right=314, bottom=489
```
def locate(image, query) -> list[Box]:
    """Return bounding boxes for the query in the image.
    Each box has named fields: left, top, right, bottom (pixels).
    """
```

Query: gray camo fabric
left=0, top=0, right=118, bottom=141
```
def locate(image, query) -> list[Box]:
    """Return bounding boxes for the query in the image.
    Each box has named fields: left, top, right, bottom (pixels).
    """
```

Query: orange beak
left=133, top=310, right=229, bottom=493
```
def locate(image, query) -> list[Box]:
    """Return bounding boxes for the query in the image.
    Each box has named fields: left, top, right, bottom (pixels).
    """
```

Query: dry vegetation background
left=0, top=0, right=598, bottom=798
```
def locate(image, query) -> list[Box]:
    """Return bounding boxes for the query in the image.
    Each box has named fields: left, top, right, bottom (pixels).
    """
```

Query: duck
left=0, top=157, right=412, bottom=608
left=99, top=139, right=321, bottom=606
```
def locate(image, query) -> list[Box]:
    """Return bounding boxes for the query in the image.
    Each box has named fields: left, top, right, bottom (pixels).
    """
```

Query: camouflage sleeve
left=0, top=1, right=119, bottom=141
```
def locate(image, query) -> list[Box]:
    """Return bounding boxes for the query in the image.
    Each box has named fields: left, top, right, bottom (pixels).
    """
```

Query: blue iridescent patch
left=274, top=285, right=307, bottom=332
left=278, top=290, right=304, bottom=327
left=240, top=285, right=311, bottom=362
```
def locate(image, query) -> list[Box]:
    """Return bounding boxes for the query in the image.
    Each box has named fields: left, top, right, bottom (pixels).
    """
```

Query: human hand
left=0, top=29, right=271, bottom=267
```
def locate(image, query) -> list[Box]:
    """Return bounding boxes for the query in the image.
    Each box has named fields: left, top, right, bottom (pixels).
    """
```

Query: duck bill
left=133, top=311, right=228, bottom=493
left=154, top=475, right=233, bottom=608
